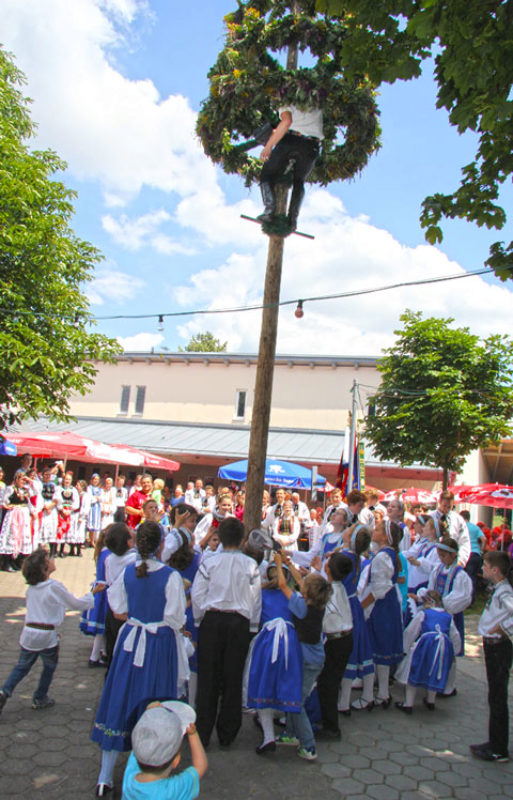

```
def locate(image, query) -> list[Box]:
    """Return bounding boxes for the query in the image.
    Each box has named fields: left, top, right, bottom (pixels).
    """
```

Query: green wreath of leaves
left=197, top=1, right=381, bottom=187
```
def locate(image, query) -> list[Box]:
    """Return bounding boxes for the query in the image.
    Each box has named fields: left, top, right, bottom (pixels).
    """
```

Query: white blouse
left=20, top=579, right=94, bottom=651
left=107, top=560, right=186, bottom=631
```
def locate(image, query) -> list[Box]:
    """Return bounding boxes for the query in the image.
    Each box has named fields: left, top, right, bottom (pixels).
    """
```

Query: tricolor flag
left=336, top=427, right=360, bottom=497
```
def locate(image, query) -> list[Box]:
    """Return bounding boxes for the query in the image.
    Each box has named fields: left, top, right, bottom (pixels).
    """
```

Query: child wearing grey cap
left=122, top=700, right=207, bottom=799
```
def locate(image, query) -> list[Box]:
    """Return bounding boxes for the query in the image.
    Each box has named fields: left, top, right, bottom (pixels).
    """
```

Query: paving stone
left=372, top=759, right=402, bottom=776
left=384, top=774, right=418, bottom=792
left=331, top=778, right=366, bottom=795
left=366, top=784, right=400, bottom=800
left=403, top=765, right=436, bottom=781
left=321, top=763, right=352, bottom=779
left=355, top=768, right=383, bottom=785
left=338, top=754, right=371, bottom=769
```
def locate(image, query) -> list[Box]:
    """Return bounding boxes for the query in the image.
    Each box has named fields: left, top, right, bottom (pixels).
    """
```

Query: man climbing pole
left=257, top=104, right=323, bottom=231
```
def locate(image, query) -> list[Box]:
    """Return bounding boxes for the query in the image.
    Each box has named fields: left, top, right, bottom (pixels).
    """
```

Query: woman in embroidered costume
left=55, top=472, right=79, bottom=557
left=272, top=499, right=300, bottom=551
left=91, top=521, right=187, bottom=797
left=0, top=471, right=35, bottom=571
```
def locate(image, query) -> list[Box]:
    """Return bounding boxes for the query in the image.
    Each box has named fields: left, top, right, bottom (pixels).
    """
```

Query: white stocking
left=405, top=684, right=416, bottom=707
left=362, top=672, right=375, bottom=703
left=376, top=664, right=390, bottom=700
left=338, top=678, right=353, bottom=711
left=188, top=672, right=197, bottom=708
left=90, top=634, right=106, bottom=662
left=98, top=749, right=119, bottom=787
left=258, top=708, right=275, bottom=745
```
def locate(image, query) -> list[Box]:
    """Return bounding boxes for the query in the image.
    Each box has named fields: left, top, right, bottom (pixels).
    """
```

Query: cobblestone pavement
left=0, top=552, right=512, bottom=799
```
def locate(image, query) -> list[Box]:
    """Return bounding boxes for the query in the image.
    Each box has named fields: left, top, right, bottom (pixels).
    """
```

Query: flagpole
left=347, top=379, right=358, bottom=493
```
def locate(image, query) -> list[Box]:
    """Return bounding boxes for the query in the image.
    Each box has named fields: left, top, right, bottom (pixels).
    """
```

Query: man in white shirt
left=258, top=105, right=323, bottom=231
left=430, top=491, right=471, bottom=566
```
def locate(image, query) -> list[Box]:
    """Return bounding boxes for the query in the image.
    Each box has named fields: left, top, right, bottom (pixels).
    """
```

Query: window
left=119, top=385, right=131, bottom=414
left=234, top=390, right=246, bottom=420
left=134, top=385, right=146, bottom=415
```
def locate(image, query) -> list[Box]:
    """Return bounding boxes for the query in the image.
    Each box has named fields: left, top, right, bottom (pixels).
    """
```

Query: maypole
left=197, top=0, right=380, bottom=533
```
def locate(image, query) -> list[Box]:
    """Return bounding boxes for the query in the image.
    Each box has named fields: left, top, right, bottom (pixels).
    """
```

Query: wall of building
left=69, top=355, right=379, bottom=431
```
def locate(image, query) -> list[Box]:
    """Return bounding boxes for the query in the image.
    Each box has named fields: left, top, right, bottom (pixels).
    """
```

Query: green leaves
left=0, top=47, right=120, bottom=430
left=365, top=311, right=513, bottom=482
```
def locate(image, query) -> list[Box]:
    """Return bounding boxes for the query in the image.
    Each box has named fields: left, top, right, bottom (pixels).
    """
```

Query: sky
left=2, top=0, right=513, bottom=357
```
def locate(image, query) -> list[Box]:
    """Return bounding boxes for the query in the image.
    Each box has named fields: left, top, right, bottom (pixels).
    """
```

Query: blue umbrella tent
left=218, top=458, right=326, bottom=490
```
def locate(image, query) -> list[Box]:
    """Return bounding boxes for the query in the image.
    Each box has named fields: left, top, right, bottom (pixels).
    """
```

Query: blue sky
left=3, top=0, right=513, bottom=356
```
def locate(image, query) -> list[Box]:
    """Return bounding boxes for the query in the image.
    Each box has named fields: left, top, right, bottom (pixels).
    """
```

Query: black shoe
left=256, top=211, right=274, bottom=224
left=338, top=707, right=351, bottom=717
left=88, top=658, right=108, bottom=668
left=375, top=696, right=391, bottom=709
left=395, top=702, right=413, bottom=715
left=470, top=743, right=509, bottom=763
left=256, top=740, right=276, bottom=755
left=436, top=688, right=457, bottom=698
left=0, top=690, right=7, bottom=714
left=423, top=698, right=435, bottom=711
left=96, top=783, right=113, bottom=797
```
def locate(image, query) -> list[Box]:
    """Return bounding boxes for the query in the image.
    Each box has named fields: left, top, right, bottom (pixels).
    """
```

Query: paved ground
left=0, top=551, right=512, bottom=799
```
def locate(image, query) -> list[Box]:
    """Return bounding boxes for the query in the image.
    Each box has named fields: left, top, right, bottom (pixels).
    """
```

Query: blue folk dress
left=244, top=588, right=303, bottom=713
left=434, top=565, right=466, bottom=655
left=396, top=607, right=456, bottom=692
left=91, top=560, right=186, bottom=752
left=340, top=550, right=374, bottom=679
left=367, top=547, right=404, bottom=666
left=80, top=547, right=109, bottom=636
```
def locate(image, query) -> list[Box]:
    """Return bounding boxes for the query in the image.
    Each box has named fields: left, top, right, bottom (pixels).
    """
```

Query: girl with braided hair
left=361, top=519, right=404, bottom=708
left=91, top=521, right=187, bottom=797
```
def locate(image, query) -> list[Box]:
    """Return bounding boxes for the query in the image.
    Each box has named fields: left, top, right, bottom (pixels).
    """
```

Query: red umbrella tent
left=8, top=431, right=142, bottom=467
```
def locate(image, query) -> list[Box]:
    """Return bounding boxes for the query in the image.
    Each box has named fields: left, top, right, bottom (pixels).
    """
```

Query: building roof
left=14, top=416, right=435, bottom=474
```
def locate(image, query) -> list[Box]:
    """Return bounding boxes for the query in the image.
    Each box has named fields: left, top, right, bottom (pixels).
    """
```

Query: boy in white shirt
left=191, top=517, right=261, bottom=748
left=0, top=548, right=101, bottom=713
left=470, top=551, right=513, bottom=763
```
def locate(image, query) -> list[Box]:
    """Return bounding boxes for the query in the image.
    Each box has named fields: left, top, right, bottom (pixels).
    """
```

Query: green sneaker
left=297, top=747, right=317, bottom=761
left=275, top=734, right=299, bottom=746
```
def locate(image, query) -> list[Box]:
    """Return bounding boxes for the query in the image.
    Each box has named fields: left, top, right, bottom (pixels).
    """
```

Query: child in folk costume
left=80, top=529, right=110, bottom=668
left=0, top=470, right=37, bottom=571
left=293, top=507, right=348, bottom=575
left=167, top=515, right=202, bottom=708
left=92, top=521, right=187, bottom=797
left=470, top=551, right=513, bottom=763
left=0, top=548, right=100, bottom=715
left=405, top=515, right=441, bottom=593
left=39, top=468, right=59, bottom=556
left=104, top=523, right=136, bottom=668
left=335, top=523, right=375, bottom=713
left=360, top=519, right=404, bottom=708
left=74, top=479, right=91, bottom=556
left=416, top=536, right=473, bottom=697
left=274, top=552, right=331, bottom=761
left=272, top=499, right=301, bottom=551
left=394, top=589, right=461, bottom=714
left=243, top=562, right=303, bottom=754
left=87, top=473, right=102, bottom=546
left=55, top=472, right=79, bottom=557
left=317, top=552, right=353, bottom=739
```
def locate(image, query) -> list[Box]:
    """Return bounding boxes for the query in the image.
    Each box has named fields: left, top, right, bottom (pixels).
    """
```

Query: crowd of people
left=0, top=457, right=512, bottom=798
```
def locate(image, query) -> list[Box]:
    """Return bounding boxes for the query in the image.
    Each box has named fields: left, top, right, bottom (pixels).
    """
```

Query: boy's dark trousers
left=317, top=632, right=353, bottom=734
left=196, top=610, right=250, bottom=747
left=2, top=645, right=59, bottom=702
left=484, top=636, right=512, bottom=756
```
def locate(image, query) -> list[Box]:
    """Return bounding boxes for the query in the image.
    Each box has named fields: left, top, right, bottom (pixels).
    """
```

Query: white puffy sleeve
left=442, top=569, right=473, bottom=615
left=369, top=550, right=394, bottom=600
left=107, top=570, right=128, bottom=615
left=163, top=570, right=187, bottom=630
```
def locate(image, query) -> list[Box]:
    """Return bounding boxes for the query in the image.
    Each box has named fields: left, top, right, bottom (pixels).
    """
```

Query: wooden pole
left=243, top=2, right=300, bottom=535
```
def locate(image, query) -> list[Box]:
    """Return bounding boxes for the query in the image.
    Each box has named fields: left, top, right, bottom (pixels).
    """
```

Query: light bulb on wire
left=157, top=315, right=164, bottom=332
left=295, top=300, right=304, bottom=319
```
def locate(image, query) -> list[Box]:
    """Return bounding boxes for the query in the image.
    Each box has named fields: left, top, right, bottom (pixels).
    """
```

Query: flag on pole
left=336, top=428, right=360, bottom=496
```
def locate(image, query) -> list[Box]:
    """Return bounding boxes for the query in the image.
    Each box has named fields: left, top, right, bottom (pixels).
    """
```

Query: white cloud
left=86, top=267, right=145, bottom=305
left=117, top=331, right=164, bottom=351
left=1, top=0, right=217, bottom=202
left=173, top=188, right=513, bottom=355
left=101, top=209, right=195, bottom=254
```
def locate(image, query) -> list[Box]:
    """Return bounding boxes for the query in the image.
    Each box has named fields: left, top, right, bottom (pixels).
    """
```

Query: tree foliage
left=179, top=332, right=228, bottom=352
left=0, top=47, right=120, bottom=430
left=197, top=0, right=380, bottom=187
left=365, top=311, right=513, bottom=487
left=316, top=0, right=513, bottom=280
